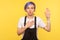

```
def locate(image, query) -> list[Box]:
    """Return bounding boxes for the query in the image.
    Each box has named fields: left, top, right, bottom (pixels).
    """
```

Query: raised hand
left=45, top=8, right=50, bottom=19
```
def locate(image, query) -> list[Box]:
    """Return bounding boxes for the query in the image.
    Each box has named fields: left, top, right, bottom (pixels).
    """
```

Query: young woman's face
left=25, top=4, right=35, bottom=16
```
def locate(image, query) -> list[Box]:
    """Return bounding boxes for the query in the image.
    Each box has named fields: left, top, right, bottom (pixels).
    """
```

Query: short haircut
left=24, top=2, right=36, bottom=10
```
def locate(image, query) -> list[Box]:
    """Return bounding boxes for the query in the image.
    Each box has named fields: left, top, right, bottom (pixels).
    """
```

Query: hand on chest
left=26, top=18, right=35, bottom=28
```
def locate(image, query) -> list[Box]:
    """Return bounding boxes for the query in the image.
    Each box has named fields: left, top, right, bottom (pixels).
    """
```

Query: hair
left=24, top=1, right=36, bottom=10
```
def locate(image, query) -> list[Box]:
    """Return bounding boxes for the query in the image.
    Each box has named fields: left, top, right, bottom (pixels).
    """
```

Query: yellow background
left=0, top=0, right=60, bottom=40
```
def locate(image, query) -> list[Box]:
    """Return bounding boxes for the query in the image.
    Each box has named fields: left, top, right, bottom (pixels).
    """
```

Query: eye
left=31, top=7, right=34, bottom=9
left=26, top=7, right=29, bottom=9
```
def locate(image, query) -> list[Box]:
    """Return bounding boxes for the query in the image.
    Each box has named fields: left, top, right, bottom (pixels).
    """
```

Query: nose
left=29, top=8, right=32, bottom=12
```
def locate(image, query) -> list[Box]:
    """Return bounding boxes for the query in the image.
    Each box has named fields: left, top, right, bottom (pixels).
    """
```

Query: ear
left=24, top=9, right=27, bottom=12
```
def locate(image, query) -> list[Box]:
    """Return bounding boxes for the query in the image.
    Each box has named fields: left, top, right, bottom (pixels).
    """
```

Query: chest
left=23, top=17, right=39, bottom=28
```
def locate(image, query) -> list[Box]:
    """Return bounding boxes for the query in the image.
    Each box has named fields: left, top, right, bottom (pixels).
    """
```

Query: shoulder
left=19, top=16, right=25, bottom=20
left=36, top=16, right=42, bottom=20
left=18, top=16, right=25, bottom=22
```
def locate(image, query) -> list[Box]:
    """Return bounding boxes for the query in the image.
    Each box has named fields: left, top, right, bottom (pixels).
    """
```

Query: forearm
left=17, top=26, right=28, bottom=35
left=17, top=20, right=34, bottom=35
left=44, top=18, right=51, bottom=32
left=47, top=18, right=51, bottom=31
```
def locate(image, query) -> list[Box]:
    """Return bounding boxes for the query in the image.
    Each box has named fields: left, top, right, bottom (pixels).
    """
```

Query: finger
left=30, top=20, right=34, bottom=22
left=46, top=8, right=50, bottom=11
left=30, top=21, right=34, bottom=24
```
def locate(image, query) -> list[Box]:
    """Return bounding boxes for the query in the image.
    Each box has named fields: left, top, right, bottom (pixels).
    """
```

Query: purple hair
left=24, top=2, right=36, bottom=10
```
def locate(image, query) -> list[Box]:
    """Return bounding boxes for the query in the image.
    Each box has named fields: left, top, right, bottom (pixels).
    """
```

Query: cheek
left=31, top=9, right=34, bottom=12
left=25, top=9, right=29, bottom=12
left=31, top=9, right=35, bottom=12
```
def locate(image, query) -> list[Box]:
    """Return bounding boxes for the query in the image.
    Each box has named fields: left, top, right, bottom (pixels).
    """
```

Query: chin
left=29, top=15, right=32, bottom=16
left=28, top=13, right=33, bottom=16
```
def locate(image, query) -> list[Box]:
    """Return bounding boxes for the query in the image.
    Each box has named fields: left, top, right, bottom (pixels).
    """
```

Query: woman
left=17, top=1, right=51, bottom=40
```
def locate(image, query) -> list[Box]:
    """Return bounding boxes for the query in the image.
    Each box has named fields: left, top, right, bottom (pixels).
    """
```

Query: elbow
left=47, top=30, right=50, bottom=32
left=47, top=29, right=51, bottom=32
left=17, top=33, right=20, bottom=36
left=45, top=26, right=51, bottom=32
left=17, top=32, right=21, bottom=36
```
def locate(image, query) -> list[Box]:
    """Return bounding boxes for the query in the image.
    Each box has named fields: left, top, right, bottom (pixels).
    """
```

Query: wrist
left=24, top=25, right=28, bottom=29
left=47, top=19, right=50, bottom=23
left=47, top=18, right=50, bottom=20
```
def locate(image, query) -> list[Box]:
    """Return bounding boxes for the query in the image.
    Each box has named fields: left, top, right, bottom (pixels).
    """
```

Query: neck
left=27, top=15, right=34, bottom=19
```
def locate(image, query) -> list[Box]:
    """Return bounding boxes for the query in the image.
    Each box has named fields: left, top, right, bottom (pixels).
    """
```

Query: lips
left=29, top=11, right=31, bottom=13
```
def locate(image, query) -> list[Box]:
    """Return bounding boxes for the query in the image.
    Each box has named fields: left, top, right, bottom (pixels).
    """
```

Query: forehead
left=27, top=4, right=34, bottom=7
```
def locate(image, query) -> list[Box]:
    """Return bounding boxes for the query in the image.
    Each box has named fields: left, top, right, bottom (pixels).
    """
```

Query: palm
left=45, top=8, right=50, bottom=19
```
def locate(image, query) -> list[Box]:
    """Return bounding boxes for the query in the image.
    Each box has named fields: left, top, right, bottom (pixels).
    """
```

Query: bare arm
left=43, top=8, right=51, bottom=32
left=17, top=21, right=34, bottom=35
left=43, top=18, right=51, bottom=32
left=17, top=26, right=28, bottom=35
